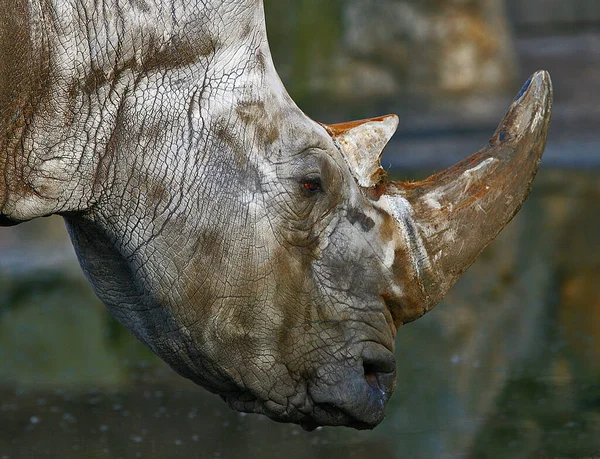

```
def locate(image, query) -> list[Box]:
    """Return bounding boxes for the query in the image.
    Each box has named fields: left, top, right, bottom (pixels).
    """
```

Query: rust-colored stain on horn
left=321, top=115, right=395, bottom=137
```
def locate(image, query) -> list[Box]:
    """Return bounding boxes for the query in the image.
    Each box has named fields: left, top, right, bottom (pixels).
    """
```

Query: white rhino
left=0, top=0, right=551, bottom=429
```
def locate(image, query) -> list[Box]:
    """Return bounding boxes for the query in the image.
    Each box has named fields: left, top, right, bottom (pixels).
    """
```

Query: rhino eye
left=303, top=177, right=322, bottom=193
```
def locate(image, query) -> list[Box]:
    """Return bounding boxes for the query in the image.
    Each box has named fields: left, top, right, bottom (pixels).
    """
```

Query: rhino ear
left=322, top=115, right=399, bottom=187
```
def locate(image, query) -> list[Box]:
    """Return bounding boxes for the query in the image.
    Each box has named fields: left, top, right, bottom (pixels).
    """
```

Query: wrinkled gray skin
left=0, top=0, right=551, bottom=429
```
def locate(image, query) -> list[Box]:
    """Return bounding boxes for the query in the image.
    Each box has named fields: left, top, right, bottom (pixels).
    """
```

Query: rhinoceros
left=0, top=0, right=551, bottom=430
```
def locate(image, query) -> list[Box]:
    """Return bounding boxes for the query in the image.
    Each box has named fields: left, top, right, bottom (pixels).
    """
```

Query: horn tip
left=494, top=70, right=553, bottom=145
left=519, top=70, right=553, bottom=106
left=383, top=113, right=399, bottom=125
left=515, top=70, right=552, bottom=102
left=381, top=114, right=400, bottom=137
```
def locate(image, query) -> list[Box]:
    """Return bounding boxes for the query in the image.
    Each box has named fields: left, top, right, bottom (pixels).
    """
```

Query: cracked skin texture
left=0, top=0, right=551, bottom=429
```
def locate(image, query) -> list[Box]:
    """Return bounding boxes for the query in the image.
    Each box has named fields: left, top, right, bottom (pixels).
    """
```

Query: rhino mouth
left=222, top=390, right=390, bottom=431
left=221, top=343, right=397, bottom=430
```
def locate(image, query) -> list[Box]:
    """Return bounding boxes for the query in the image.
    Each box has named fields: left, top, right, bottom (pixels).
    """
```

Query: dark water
left=0, top=169, right=598, bottom=459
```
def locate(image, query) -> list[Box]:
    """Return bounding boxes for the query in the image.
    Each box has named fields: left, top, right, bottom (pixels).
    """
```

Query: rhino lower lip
left=300, top=419, right=320, bottom=432
left=299, top=407, right=374, bottom=431
left=304, top=402, right=385, bottom=431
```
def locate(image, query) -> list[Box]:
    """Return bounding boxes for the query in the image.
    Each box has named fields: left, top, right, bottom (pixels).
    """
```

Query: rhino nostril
left=361, top=346, right=396, bottom=391
left=363, top=363, right=381, bottom=390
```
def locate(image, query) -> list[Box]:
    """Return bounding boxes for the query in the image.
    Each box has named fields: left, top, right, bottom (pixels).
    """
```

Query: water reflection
left=0, top=169, right=598, bottom=458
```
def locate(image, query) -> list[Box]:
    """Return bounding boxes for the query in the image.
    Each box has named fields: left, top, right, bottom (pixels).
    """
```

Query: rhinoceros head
left=0, top=0, right=551, bottom=429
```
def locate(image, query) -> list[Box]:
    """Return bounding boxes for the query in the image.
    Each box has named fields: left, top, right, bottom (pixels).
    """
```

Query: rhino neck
left=0, top=0, right=53, bottom=222
left=0, top=0, right=280, bottom=224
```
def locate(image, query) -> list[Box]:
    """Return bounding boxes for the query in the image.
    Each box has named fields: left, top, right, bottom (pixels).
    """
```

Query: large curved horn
left=378, top=71, right=553, bottom=325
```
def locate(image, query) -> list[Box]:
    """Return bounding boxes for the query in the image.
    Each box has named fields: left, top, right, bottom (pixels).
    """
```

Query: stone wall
left=265, top=0, right=517, bottom=110
left=507, top=0, right=600, bottom=30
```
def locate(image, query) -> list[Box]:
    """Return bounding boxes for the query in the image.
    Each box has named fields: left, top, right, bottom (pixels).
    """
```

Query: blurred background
left=1, top=1, right=599, bottom=457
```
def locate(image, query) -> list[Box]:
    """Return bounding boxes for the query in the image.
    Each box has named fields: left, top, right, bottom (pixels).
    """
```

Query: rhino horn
left=375, top=71, right=552, bottom=326
left=322, top=115, right=399, bottom=188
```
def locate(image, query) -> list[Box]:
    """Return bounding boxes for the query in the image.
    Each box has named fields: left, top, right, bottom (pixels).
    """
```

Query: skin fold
left=0, top=0, right=552, bottom=429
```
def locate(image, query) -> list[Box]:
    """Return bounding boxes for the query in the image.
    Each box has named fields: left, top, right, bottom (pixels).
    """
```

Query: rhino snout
left=217, top=342, right=396, bottom=430
left=303, top=343, right=396, bottom=430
